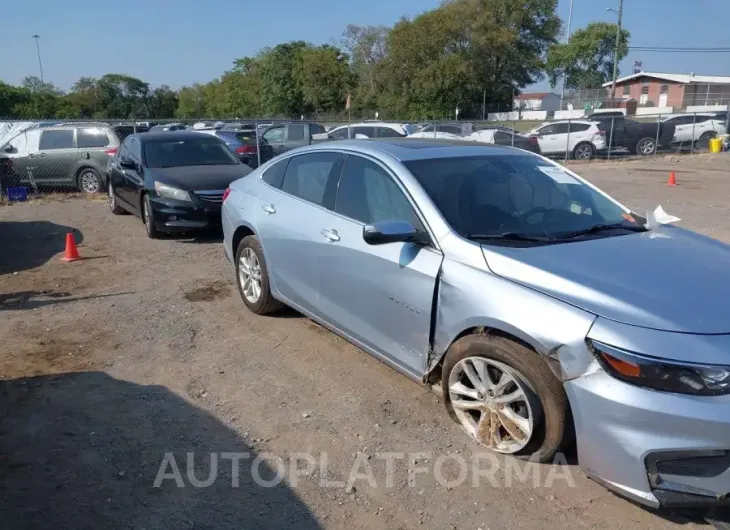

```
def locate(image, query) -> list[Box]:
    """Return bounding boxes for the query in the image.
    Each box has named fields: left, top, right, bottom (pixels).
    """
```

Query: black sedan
left=106, top=131, right=252, bottom=238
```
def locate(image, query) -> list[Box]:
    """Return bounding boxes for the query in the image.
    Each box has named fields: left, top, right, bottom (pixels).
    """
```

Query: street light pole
left=559, top=0, right=574, bottom=109
left=32, top=34, right=44, bottom=83
left=609, top=0, right=624, bottom=100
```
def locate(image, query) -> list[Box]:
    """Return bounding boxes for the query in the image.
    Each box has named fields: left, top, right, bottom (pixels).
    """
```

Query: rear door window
left=353, top=126, right=376, bottom=138
left=570, top=123, right=591, bottom=132
left=287, top=124, right=306, bottom=142
left=280, top=152, right=344, bottom=207
left=376, top=127, right=403, bottom=138
left=39, top=129, right=74, bottom=150
left=77, top=127, right=110, bottom=148
left=329, top=127, right=350, bottom=140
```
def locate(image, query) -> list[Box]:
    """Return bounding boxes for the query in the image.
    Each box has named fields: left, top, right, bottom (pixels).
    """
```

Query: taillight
left=235, top=145, right=256, bottom=155
left=105, top=147, right=118, bottom=156
left=222, top=188, right=231, bottom=202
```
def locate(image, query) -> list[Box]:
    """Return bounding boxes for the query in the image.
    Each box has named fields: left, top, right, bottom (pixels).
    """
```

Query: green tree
left=176, top=84, right=208, bottom=118
left=295, top=45, right=352, bottom=114
left=546, top=22, right=630, bottom=90
left=376, top=0, right=561, bottom=119
left=214, top=57, right=263, bottom=118
left=258, top=41, right=309, bottom=117
left=21, top=76, right=62, bottom=95
left=94, top=74, right=150, bottom=118
left=147, top=85, right=179, bottom=118
left=0, top=82, right=31, bottom=117
left=65, top=77, right=99, bottom=118
left=341, top=25, right=388, bottom=111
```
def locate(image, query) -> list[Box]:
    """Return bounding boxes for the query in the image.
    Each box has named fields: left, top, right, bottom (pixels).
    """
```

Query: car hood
left=481, top=227, right=730, bottom=334
left=150, top=164, right=251, bottom=191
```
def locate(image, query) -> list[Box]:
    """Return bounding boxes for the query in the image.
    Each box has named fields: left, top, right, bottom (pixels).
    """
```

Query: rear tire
left=699, top=131, right=717, bottom=147
left=77, top=168, right=103, bottom=193
left=635, top=137, right=657, bottom=156
left=442, top=334, right=571, bottom=463
left=235, top=235, right=283, bottom=315
left=572, top=142, right=594, bottom=160
left=108, top=180, right=126, bottom=215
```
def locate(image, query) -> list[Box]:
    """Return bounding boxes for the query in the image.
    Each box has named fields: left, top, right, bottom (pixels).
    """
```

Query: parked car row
left=98, top=130, right=730, bottom=521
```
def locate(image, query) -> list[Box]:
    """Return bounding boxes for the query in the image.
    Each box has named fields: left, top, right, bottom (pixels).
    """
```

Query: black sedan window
left=144, top=138, right=239, bottom=168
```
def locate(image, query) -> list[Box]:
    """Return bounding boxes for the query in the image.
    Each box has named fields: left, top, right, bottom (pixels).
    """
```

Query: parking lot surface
left=1, top=153, right=729, bottom=529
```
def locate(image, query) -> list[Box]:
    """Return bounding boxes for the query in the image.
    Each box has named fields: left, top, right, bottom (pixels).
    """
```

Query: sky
left=2, top=0, right=730, bottom=93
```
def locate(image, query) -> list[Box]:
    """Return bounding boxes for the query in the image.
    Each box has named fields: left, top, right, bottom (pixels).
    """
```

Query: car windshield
left=144, top=137, right=239, bottom=168
left=404, top=154, right=642, bottom=242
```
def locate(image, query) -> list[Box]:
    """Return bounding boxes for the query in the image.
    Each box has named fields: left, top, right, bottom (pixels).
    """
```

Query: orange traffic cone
left=667, top=171, right=677, bottom=187
left=60, top=232, right=82, bottom=262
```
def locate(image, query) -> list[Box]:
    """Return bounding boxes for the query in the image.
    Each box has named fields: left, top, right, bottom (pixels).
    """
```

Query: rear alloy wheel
left=699, top=131, right=717, bottom=147
left=573, top=142, right=594, bottom=160
left=636, top=137, right=657, bottom=156
left=78, top=168, right=103, bottom=193
left=442, top=334, right=571, bottom=462
left=108, top=180, right=125, bottom=215
left=235, top=235, right=283, bottom=315
left=142, top=194, right=161, bottom=239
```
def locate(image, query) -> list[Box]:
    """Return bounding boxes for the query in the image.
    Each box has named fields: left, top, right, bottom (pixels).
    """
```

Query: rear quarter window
left=78, top=128, right=111, bottom=148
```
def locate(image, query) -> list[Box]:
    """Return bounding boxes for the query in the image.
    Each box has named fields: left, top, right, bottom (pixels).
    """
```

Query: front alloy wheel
left=448, top=357, right=536, bottom=454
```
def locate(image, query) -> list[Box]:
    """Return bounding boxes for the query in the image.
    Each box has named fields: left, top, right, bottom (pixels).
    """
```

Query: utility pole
left=32, top=34, right=44, bottom=83
left=609, top=0, right=624, bottom=101
left=559, top=0, right=574, bottom=109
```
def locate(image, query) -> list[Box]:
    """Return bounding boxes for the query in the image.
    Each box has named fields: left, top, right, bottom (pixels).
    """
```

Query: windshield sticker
left=537, top=166, right=579, bottom=184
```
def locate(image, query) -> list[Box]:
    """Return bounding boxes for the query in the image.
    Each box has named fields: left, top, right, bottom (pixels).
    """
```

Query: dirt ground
left=1, top=153, right=729, bottom=529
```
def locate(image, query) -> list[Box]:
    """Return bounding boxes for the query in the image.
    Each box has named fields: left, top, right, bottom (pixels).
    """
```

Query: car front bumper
left=149, top=196, right=222, bottom=233
left=566, top=369, right=730, bottom=510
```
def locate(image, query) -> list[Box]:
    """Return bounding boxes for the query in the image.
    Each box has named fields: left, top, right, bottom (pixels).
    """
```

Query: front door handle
left=320, top=228, right=340, bottom=242
left=261, top=203, right=276, bottom=214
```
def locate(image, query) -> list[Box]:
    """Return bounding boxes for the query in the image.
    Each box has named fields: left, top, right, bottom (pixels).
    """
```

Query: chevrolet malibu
left=221, top=138, right=730, bottom=515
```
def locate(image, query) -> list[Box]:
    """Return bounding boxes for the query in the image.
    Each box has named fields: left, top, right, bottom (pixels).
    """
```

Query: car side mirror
left=3, top=145, right=14, bottom=153
left=363, top=220, right=423, bottom=246
left=120, top=158, right=137, bottom=170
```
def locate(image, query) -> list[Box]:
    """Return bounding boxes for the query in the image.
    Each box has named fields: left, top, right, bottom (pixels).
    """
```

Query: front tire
left=572, top=142, right=594, bottom=160
left=235, top=235, right=283, bottom=315
left=142, top=194, right=162, bottom=239
left=442, top=334, right=570, bottom=463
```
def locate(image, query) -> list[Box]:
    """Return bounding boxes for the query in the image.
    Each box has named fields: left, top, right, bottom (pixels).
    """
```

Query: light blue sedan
left=221, top=138, right=730, bottom=514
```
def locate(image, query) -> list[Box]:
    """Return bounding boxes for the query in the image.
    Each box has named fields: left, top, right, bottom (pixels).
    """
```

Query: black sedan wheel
left=142, top=194, right=162, bottom=239
left=108, top=181, right=126, bottom=215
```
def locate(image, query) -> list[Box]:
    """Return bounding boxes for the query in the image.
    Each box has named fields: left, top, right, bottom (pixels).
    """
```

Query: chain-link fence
left=1, top=112, right=728, bottom=201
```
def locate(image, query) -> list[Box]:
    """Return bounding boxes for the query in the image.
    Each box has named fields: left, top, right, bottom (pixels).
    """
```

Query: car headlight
left=154, top=181, right=191, bottom=202
left=589, top=339, right=730, bottom=396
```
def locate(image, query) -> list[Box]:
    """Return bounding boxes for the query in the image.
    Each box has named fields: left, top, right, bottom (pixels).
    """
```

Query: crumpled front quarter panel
left=432, top=233, right=597, bottom=380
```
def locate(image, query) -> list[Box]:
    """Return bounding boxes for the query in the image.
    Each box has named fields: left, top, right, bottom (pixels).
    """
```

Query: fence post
left=690, top=112, right=697, bottom=154
left=433, top=120, right=437, bottom=138
left=564, top=118, right=571, bottom=164
left=255, top=120, right=262, bottom=167
left=607, top=117, right=614, bottom=160
left=654, top=114, right=661, bottom=157
left=511, top=116, right=515, bottom=146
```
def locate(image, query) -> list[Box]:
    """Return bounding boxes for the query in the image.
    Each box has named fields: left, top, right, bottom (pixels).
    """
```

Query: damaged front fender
left=427, top=243, right=598, bottom=383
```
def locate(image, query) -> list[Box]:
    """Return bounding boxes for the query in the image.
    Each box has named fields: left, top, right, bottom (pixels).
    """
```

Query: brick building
left=603, top=72, right=730, bottom=109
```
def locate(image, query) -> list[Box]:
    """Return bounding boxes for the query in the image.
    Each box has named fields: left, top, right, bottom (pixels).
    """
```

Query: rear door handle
left=320, top=228, right=340, bottom=242
left=261, top=203, right=276, bottom=214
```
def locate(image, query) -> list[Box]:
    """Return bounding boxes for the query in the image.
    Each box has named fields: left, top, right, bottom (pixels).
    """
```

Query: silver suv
left=0, top=122, right=140, bottom=194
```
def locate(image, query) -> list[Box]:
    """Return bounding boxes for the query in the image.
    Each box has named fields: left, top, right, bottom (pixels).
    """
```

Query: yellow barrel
left=709, top=137, right=723, bottom=153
